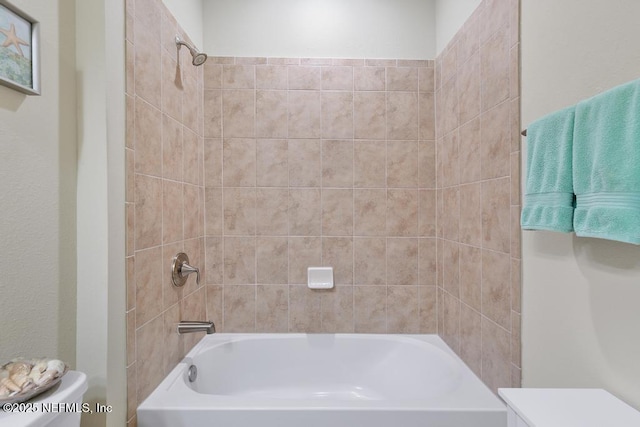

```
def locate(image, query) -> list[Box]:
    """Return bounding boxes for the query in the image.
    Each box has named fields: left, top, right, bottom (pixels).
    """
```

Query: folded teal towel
left=521, top=105, right=576, bottom=232
left=573, top=79, right=640, bottom=244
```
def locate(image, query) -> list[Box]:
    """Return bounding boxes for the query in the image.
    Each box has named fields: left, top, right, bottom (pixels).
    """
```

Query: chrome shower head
left=192, top=52, right=208, bottom=66
left=175, top=36, right=208, bottom=66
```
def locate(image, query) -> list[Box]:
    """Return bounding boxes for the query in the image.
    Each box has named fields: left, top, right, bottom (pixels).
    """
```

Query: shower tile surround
left=202, top=54, right=438, bottom=338
left=126, top=0, right=206, bottom=425
left=435, top=0, right=522, bottom=393
left=125, top=0, right=520, bottom=424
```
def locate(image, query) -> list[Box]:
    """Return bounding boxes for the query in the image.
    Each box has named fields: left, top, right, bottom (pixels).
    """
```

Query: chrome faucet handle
left=180, top=262, right=200, bottom=284
left=171, top=252, right=200, bottom=287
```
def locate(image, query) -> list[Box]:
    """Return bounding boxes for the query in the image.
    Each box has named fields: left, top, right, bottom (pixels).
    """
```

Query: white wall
left=435, top=0, right=481, bottom=54
left=521, top=0, right=640, bottom=410
left=0, top=0, right=77, bottom=367
left=76, top=0, right=126, bottom=425
left=0, top=2, right=126, bottom=425
left=162, top=0, right=204, bottom=49
left=203, top=0, right=436, bottom=59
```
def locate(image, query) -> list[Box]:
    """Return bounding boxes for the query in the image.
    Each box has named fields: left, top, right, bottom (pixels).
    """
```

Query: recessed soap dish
left=307, top=267, right=334, bottom=289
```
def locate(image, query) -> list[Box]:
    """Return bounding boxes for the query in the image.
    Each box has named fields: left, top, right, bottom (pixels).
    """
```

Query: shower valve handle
left=171, top=252, right=200, bottom=287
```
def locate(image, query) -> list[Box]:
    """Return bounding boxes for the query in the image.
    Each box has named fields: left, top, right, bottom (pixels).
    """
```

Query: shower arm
left=175, top=36, right=193, bottom=54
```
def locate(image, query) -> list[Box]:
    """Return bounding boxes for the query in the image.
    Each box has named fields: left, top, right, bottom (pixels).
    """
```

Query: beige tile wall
left=202, top=57, right=438, bottom=335
left=125, top=0, right=521, bottom=422
left=125, top=0, right=205, bottom=424
left=435, top=0, right=522, bottom=393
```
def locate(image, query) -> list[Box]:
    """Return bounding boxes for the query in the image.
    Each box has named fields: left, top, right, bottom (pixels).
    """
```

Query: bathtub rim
left=138, top=333, right=506, bottom=413
left=182, top=332, right=467, bottom=400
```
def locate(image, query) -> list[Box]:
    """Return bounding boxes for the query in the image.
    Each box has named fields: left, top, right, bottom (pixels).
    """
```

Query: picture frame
left=0, top=0, right=40, bottom=95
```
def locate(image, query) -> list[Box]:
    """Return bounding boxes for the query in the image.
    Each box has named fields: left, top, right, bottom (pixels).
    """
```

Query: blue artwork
left=0, top=3, right=33, bottom=88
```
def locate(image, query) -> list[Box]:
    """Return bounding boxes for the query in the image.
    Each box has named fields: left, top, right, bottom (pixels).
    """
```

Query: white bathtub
left=138, top=334, right=506, bottom=427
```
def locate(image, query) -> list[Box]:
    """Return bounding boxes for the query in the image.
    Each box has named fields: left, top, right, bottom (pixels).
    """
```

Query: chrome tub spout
left=177, top=321, right=215, bottom=335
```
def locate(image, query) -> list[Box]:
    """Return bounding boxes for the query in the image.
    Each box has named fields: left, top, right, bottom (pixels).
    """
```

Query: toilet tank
left=0, top=370, right=88, bottom=427
left=499, top=388, right=640, bottom=427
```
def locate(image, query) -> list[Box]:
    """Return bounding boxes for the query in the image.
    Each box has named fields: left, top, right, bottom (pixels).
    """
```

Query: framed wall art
left=0, top=0, right=39, bottom=95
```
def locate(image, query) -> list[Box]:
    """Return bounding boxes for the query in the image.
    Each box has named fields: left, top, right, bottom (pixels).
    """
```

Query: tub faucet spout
left=177, top=321, right=215, bottom=335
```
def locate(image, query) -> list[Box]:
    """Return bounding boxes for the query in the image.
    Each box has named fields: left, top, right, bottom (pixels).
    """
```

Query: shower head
left=175, top=36, right=208, bottom=66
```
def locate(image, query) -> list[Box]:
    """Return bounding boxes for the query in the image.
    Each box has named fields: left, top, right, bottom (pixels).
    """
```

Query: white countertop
left=499, top=388, right=640, bottom=427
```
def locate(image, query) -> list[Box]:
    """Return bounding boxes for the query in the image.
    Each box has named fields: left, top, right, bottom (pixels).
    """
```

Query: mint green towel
left=573, top=79, right=640, bottom=244
left=521, top=105, right=576, bottom=232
